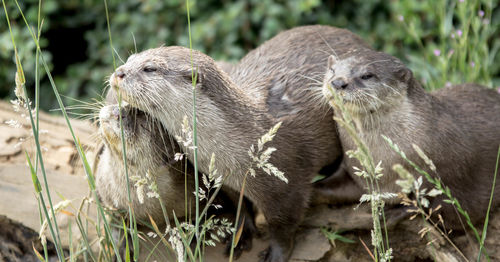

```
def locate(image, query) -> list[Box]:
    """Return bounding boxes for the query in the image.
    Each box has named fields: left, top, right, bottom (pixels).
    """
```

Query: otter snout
left=99, top=105, right=130, bottom=126
left=115, top=69, right=125, bottom=79
left=110, top=66, right=126, bottom=91
left=331, top=78, right=348, bottom=90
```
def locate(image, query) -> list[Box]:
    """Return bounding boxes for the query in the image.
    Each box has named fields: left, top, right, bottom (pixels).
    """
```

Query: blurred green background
left=1, top=0, right=499, bottom=112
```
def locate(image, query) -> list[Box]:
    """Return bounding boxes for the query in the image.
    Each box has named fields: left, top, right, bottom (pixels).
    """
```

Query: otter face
left=96, top=104, right=195, bottom=222
left=108, top=46, right=205, bottom=121
left=98, top=104, right=172, bottom=167
left=323, top=52, right=412, bottom=114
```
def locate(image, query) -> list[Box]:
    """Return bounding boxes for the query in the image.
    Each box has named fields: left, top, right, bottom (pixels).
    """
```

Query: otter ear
left=191, top=68, right=203, bottom=84
left=394, top=67, right=413, bottom=83
left=181, top=67, right=202, bottom=85
left=327, top=55, right=337, bottom=69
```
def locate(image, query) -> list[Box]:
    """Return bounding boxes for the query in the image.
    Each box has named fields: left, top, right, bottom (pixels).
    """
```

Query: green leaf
left=311, top=174, right=326, bottom=183
left=25, top=151, right=42, bottom=194
left=321, top=228, right=355, bottom=244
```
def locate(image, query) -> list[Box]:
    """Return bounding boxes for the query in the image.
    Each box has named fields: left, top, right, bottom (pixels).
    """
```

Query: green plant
left=387, top=138, right=499, bottom=261
left=324, top=84, right=394, bottom=262
left=321, top=227, right=356, bottom=246
left=4, top=1, right=497, bottom=113
left=392, top=0, right=500, bottom=90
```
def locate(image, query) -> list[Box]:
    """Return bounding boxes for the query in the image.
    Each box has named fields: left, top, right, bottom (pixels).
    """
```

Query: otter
left=322, top=49, right=500, bottom=228
left=215, top=61, right=235, bottom=75
left=108, top=25, right=370, bottom=261
left=94, top=90, right=256, bottom=258
left=95, top=103, right=195, bottom=224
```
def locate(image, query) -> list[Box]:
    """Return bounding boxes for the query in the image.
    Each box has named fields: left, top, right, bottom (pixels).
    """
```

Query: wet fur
left=110, top=25, right=370, bottom=261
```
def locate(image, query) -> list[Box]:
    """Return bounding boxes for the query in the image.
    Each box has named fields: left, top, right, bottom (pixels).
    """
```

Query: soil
left=1, top=100, right=499, bottom=262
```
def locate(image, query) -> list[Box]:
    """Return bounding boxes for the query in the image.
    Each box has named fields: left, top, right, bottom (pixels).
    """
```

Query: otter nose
left=331, top=79, right=348, bottom=89
left=112, top=106, right=120, bottom=117
left=115, top=70, right=125, bottom=79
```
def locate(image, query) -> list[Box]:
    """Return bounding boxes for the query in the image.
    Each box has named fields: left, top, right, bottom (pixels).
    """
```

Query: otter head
left=107, top=46, right=225, bottom=132
left=96, top=90, right=196, bottom=222
left=98, top=104, right=175, bottom=169
left=323, top=51, right=413, bottom=115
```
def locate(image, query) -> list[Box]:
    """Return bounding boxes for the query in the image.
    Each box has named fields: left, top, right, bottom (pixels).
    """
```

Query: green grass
left=385, top=137, right=496, bottom=261
left=395, top=0, right=498, bottom=90
left=2, top=0, right=499, bottom=261
left=325, top=85, right=394, bottom=262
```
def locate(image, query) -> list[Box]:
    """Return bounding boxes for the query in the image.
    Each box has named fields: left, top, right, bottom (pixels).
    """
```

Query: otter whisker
left=382, top=83, right=403, bottom=98
left=362, top=91, right=384, bottom=106
left=131, top=32, right=138, bottom=54
left=362, top=59, right=392, bottom=68
left=113, top=47, right=125, bottom=65
left=317, top=49, right=333, bottom=57
left=298, top=74, right=323, bottom=85
left=315, top=30, right=338, bottom=59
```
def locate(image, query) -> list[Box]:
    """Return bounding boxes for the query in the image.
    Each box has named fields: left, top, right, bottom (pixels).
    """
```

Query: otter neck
left=162, top=65, right=267, bottom=185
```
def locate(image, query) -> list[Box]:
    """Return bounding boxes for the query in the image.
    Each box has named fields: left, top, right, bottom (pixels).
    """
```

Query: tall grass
left=321, top=2, right=499, bottom=261
left=186, top=0, right=201, bottom=250
left=103, top=0, right=140, bottom=259
left=385, top=137, right=496, bottom=261
left=4, top=0, right=137, bottom=260
left=324, top=86, right=394, bottom=262
left=3, top=0, right=284, bottom=260
left=3, top=0, right=499, bottom=261
left=394, top=0, right=498, bottom=90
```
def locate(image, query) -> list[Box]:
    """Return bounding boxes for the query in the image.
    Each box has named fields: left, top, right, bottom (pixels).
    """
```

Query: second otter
left=322, top=50, right=500, bottom=228
left=95, top=90, right=255, bottom=258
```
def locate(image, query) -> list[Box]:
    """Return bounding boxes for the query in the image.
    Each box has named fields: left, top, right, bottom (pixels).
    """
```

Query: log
left=0, top=100, right=499, bottom=261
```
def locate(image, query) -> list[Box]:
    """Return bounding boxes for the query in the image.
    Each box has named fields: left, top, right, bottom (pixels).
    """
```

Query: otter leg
left=312, top=167, right=365, bottom=205
left=218, top=189, right=256, bottom=259
left=247, top=177, right=309, bottom=262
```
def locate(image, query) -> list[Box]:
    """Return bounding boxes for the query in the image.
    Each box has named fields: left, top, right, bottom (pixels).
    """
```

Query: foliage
left=1, top=0, right=499, bottom=112
left=3, top=0, right=500, bottom=261
left=391, top=0, right=500, bottom=89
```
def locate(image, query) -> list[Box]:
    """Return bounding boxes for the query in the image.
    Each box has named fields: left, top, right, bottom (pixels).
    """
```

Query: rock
left=291, top=228, right=331, bottom=261
left=304, top=204, right=373, bottom=229
left=0, top=164, right=99, bottom=250
left=0, top=214, right=59, bottom=262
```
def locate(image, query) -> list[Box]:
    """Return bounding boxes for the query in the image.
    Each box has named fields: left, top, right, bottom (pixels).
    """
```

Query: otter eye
left=361, top=73, right=374, bottom=80
left=143, top=66, right=157, bottom=73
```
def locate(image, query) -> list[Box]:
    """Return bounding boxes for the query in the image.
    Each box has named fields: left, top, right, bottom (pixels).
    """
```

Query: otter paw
left=223, top=225, right=254, bottom=259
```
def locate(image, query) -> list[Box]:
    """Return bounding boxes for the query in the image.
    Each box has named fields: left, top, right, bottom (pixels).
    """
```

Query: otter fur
left=322, top=49, right=500, bottom=228
left=109, top=25, right=370, bottom=261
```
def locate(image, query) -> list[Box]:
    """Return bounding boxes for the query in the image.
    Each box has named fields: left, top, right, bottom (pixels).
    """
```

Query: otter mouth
left=99, top=103, right=140, bottom=124
left=98, top=104, right=150, bottom=141
left=324, top=87, right=378, bottom=114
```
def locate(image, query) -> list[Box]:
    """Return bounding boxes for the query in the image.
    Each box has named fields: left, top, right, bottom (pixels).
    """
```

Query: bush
left=1, top=0, right=499, bottom=111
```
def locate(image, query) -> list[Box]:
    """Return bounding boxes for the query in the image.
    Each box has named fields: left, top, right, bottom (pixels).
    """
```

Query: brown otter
left=322, top=49, right=500, bottom=228
left=215, top=61, right=235, bottom=75
left=95, top=103, right=195, bottom=224
left=94, top=89, right=256, bottom=258
left=108, top=25, right=370, bottom=261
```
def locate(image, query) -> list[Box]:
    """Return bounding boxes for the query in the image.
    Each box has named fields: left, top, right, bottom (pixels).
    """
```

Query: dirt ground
left=1, top=100, right=499, bottom=262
